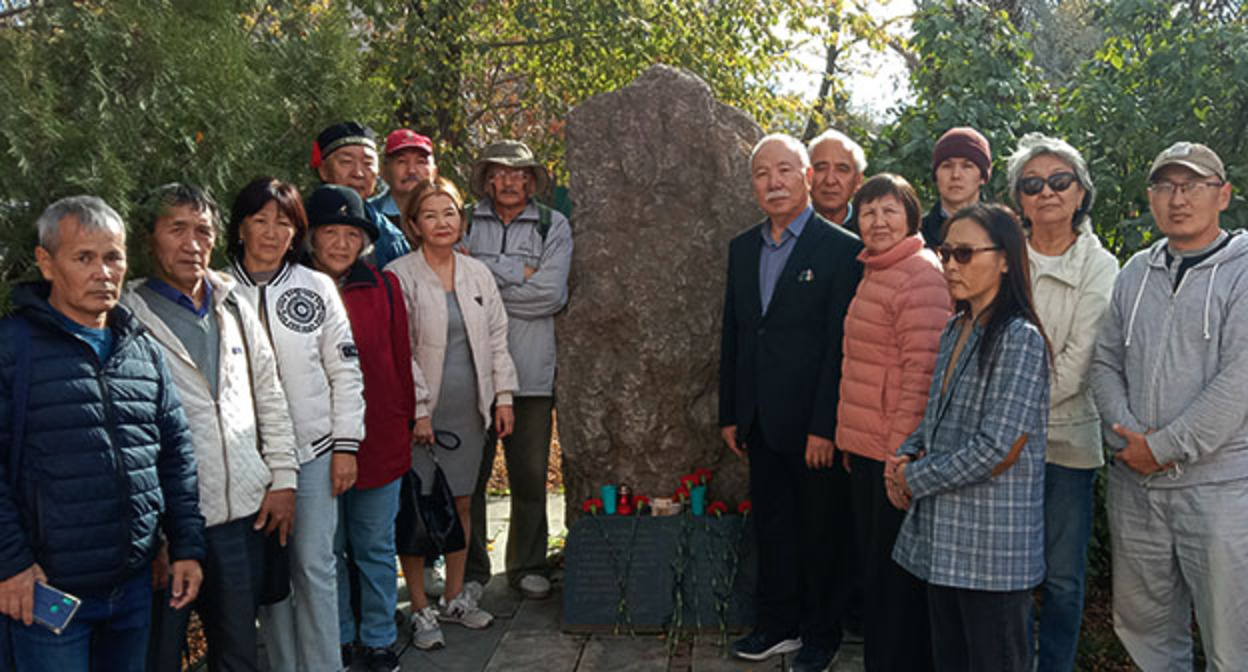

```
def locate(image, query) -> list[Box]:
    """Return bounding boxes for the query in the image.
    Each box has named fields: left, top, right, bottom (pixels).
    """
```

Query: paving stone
left=510, top=590, right=565, bottom=632
left=577, top=635, right=670, bottom=671
left=484, top=631, right=587, bottom=672
left=688, top=640, right=783, bottom=671
left=399, top=620, right=508, bottom=671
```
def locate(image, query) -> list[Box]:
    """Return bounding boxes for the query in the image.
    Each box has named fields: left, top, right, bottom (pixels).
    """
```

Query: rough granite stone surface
left=559, top=65, right=763, bottom=519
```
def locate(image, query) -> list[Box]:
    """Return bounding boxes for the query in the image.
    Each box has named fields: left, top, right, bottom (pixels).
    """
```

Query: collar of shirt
left=372, top=192, right=400, bottom=218
left=761, top=206, right=812, bottom=248
left=834, top=202, right=854, bottom=227
left=145, top=277, right=213, bottom=318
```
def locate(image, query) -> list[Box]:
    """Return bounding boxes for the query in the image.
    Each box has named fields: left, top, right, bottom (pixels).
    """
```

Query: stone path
left=378, top=495, right=865, bottom=671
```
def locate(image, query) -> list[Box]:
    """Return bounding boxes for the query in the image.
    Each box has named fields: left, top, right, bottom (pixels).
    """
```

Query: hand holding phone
left=0, top=564, right=46, bottom=626
left=33, top=581, right=81, bottom=635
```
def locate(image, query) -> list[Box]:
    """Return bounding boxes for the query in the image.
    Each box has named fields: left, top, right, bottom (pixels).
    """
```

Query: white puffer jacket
left=386, top=249, right=518, bottom=427
left=123, top=272, right=300, bottom=527
left=226, top=261, right=366, bottom=464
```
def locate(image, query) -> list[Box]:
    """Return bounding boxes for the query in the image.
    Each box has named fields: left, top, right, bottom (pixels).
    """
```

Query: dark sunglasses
left=937, top=244, right=1001, bottom=264
left=1017, top=172, right=1079, bottom=196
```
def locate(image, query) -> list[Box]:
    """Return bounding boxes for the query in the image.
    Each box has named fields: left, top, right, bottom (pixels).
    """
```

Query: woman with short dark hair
left=887, top=203, right=1051, bottom=671
left=838, top=173, right=951, bottom=671
left=224, top=177, right=367, bottom=672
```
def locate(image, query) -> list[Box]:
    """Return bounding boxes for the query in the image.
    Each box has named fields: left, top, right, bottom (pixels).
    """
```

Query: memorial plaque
left=562, top=515, right=756, bottom=633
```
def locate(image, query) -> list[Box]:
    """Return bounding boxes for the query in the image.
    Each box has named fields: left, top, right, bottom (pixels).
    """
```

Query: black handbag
left=396, top=431, right=466, bottom=557
left=229, top=298, right=292, bottom=606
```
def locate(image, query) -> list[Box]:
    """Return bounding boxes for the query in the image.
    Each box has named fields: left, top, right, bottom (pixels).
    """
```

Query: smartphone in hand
left=33, top=582, right=81, bottom=635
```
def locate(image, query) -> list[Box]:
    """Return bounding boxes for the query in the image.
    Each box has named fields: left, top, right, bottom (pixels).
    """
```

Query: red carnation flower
left=737, top=500, right=753, bottom=515
left=674, top=486, right=691, bottom=503
left=633, top=496, right=651, bottom=512
left=707, top=501, right=729, bottom=517
left=695, top=468, right=714, bottom=485
left=680, top=474, right=699, bottom=490
left=582, top=497, right=604, bottom=515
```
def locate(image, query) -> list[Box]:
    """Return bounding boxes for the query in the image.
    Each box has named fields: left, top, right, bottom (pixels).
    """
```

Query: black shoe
left=789, top=643, right=838, bottom=672
left=364, top=645, right=401, bottom=672
left=730, top=630, right=802, bottom=661
left=341, top=643, right=356, bottom=668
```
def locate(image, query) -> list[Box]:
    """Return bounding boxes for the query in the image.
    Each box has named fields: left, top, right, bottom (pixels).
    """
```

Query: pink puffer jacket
left=837, top=235, right=952, bottom=461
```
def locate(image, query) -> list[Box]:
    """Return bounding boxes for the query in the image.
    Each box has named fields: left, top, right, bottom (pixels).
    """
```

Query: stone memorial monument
left=559, top=65, right=763, bottom=516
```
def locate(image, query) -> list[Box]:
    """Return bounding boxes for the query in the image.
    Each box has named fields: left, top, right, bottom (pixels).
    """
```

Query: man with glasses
left=462, top=141, right=572, bottom=602
left=1091, top=142, right=1247, bottom=670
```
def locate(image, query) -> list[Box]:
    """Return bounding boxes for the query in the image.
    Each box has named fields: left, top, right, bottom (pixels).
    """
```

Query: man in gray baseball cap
left=461, top=141, right=571, bottom=601
left=1091, top=141, right=1245, bottom=670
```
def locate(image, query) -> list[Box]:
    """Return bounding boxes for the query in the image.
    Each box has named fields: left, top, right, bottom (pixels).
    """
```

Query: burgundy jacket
left=338, top=261, right=416, bottom=489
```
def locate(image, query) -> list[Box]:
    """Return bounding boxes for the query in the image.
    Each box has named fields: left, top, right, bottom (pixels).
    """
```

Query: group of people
left=720, top=129, right=1245, bottom=671
left=0, top=122, right=571, bottom=672
left=0, top=113, right=1243, bottom=672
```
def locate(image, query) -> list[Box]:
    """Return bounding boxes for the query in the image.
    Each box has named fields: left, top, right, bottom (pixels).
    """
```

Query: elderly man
left=371, top=128, right=437, bottom=227
left=1091, top=142, right=1248, bottom=671
left=312, top=121, right=411, bottom=269
left=921, top=127, right=992, bottom=249
left=719, top=134, right=863, bottom=671
left=808, top=129, right=867, bottom=233
left=0, top=196, right=204, bottom=671
left=122, top=184, right=300, bottom=672
left=462, top=140, right=572, bottom=601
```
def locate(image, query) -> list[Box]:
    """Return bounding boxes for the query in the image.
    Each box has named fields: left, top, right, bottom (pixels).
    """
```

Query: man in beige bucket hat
left=462, top=141, right=572, bottom=601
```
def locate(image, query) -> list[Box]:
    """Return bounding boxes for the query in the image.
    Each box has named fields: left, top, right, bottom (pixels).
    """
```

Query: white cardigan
left=123, top=271, right=300, bottom=527
left=386, top=249, right=518, bottom=428
left=225, top=260, right=366, bottom=464
left=1030, top=221, right=1120, bottom=469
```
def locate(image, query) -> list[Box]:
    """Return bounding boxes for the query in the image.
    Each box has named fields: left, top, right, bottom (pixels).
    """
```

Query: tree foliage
left=0, top=0, right=382, bottom=285
left=868, top=0, right=1248, bottom=260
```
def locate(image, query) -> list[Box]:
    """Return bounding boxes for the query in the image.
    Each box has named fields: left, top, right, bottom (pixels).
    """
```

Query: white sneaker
left=410, top=606, right=445, bottom=650
left=423, top=565, right=445, bottom=599
left=439, top=591, right=494, bottom=629
left=518, top=574, right=551, bottom=599
left=462, top=580, right=484, bottom=604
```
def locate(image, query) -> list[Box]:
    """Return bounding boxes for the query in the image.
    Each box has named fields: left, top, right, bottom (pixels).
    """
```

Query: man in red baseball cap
left=371, top=129, right=437, bottom=229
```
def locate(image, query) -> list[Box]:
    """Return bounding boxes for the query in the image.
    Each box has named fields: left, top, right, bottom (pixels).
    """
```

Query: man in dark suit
left=719, top=133, right=864, bottom=671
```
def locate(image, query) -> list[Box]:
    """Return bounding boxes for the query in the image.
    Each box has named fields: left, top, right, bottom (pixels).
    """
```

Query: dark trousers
left=747, top=426, right=851, bottom=649
left=467, top=396, right=554, bottom=585
left=927, top=584, right=1032, bottom=672
left=148, top=515, right=264, bottom=672
left=848, top=454, right=933, bottom=672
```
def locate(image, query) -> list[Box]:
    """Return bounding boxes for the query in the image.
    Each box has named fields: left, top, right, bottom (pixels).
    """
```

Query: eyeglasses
left=487, top=167, right=530, bottom=183
left=1148, top=180, right=1224, bottom=197
left=1017, top=172, right=1079, bottom=196
left=937, top=244, right=1001, bottom=264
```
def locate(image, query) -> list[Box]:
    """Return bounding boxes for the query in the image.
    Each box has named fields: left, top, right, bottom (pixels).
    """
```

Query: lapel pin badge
left=798, top=269, right=814, bottom=283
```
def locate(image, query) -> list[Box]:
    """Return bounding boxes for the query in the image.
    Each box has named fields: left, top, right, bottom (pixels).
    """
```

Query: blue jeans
left=1035, top=464, right=1096, bottom=672
left=336, top=477, right=401, bottom=648
left=8, top=572, right=151, bottom=672
left=260, top=453, right=341, bottom=671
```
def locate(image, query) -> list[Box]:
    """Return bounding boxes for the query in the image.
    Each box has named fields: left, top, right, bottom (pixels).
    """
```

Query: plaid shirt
left=892, top=315, right=1050, bottom=591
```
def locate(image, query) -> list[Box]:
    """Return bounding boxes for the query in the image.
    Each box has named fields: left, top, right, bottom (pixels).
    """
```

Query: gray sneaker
left=439, top=591, right=494, bottom=629
left=462, top=580, right=484, bottom=603
left=518, top=574, right=551, bottom=599
left=423, top=565, right=445, bottom=599
left=409, top=606, right=445, bottom=650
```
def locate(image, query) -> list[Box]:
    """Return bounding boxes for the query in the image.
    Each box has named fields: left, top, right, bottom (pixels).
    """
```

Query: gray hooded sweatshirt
left=1091, top=230, right=1248, bottom=488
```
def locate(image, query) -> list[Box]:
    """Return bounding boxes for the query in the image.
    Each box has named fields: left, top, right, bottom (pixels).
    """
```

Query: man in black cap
left=311, top=122, right=411, bottom=269
left=462, top=140, right=572, bottom=600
